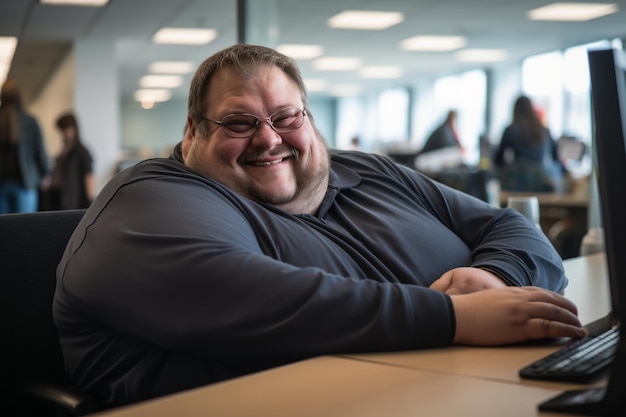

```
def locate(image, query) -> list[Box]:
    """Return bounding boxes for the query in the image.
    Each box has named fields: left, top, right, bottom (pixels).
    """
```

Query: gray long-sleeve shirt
left=53, top=144, right=567, bottom=406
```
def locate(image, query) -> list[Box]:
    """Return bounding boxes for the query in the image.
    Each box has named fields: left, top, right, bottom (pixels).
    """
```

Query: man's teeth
left=254, top=158, right=284, bottom=166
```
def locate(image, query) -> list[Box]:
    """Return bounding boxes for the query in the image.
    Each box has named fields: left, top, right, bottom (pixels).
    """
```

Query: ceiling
left=3, top=0, right=626, bottom=105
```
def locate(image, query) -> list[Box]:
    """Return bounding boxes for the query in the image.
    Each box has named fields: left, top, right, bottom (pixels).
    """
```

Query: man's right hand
left=450, top=286, right=586, bottom=346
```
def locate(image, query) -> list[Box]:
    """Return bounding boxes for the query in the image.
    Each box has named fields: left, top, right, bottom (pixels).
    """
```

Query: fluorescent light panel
left=153, top=28, right=217, bottom=45
left=455, top=49, right=508, bottom=62
left=149, top=61, right=195, bottom=74
left=359, top=66, right=403, bottom=79
left=0, top=36, right=17, bottom=59
left=276, top=44, right=324, bottom=60
left=329, top=84, right=362, bottom=96
left=313, top=57, right=362, bottom=71
left=304, top=79, right=328, bottom=92
left=401, top=35, right=467, bottom=52
left=139, top=75, right=184, bottom=89
left=527, top=2, right=618, bottom=21
left=39, top=0, right=109, bottom=5
left=328, top=10, right=404, bottom=30
left=134, top=89, right=172, bottom=103
left=0, top=37, right=17, bottom=85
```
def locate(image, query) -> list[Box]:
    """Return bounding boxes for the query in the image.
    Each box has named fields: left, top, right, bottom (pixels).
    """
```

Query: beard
left=239, top=136, right=330, bottom=214
left=244, top=146, right=330, bottom=209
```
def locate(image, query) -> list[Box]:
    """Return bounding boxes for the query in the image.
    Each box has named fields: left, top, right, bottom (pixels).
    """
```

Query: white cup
left=507, top=196, right=541, bottom=229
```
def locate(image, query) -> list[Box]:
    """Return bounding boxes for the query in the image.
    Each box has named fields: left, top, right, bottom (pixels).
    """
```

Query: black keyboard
left=519, top=327, right=620, bottom=383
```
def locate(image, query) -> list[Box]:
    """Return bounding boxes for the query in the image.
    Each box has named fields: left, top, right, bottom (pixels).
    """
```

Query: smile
left=249, top=158, right=285, bottom=166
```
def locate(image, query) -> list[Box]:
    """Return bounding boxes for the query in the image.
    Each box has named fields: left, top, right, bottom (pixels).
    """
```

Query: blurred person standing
left=494, top=95, right=565, bottom=192
left=0, top=79, right=50, bottom=213
left=48, top=112, right=95, bottom=210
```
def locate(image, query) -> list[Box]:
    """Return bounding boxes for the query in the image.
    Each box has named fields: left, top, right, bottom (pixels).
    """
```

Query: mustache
left=243, top=146, right=300, bottom=162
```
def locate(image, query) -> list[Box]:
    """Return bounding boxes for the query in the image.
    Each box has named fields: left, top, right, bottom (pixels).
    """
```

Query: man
left=53, top=44, right=584, bottom=407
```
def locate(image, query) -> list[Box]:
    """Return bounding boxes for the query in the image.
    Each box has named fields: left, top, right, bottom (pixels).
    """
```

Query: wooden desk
left=93, top=356, right=570, bottom=417
left=499, top=190, right=589, bottom=209
left=93, top=254, right=610, bottom=417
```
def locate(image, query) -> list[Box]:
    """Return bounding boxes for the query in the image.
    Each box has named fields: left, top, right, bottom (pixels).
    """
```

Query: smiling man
left=53, top=44, right=584, bottom=408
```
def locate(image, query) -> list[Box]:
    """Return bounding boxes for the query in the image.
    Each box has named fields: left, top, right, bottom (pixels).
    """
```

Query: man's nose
left=250, top=120, right=282, bottom=147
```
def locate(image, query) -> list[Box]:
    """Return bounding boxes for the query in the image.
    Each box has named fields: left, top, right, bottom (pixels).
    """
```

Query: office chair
left=0, top=209, right=104, bottom=416
left=496, top=162, right=556, bottom=192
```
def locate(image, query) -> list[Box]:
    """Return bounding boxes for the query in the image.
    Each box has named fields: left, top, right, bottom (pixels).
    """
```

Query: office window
left=522, top=51, right=564, bottom=138
left=376, top=87, right=410, bottom=144
left=563, top=40, right=612, bottom=145
left=433, top=70, right=486, bottom=164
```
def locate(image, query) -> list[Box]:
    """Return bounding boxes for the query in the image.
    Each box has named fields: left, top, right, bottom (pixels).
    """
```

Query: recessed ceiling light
left=313, top=57, right=362, bottom=71
left=400, top=35, right=467, bottom=52
left=359, top=66, right=403, bottom=79
left=304, top=79, right=328, bottom=92
left=455, top=49, right=508, bottom=62
left=153, top=28, right=218, bottom=45
left=139, top=75, right=184, bottom=89
left=527, top=2, right=618, bottom=21
left=328, top=10, right=404, bottom=30
left=329, top=84, right=362, bottom=97
left=276, top=44, right=324, bottom=60
left=134, top=89, right=172, bottom=103
left=39, top=0, right=109, bottom=5
left=149, top=61, right=195, bottom=74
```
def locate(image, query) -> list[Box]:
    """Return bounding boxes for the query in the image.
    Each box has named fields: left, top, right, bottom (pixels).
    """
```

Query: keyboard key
left=519, top=327, right=620, bottom=383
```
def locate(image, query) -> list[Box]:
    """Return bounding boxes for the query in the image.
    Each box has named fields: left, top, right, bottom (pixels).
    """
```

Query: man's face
left=183, top=65, right=329, bottom=214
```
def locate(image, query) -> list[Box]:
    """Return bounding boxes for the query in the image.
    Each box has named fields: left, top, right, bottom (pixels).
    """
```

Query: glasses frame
left=202, top=107, right=307, bottom=138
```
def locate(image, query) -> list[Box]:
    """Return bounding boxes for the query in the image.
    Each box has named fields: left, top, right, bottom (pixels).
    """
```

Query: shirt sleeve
left=60, top=170, right=455, bottom=362
left=400, top=163, right=567, bottom=292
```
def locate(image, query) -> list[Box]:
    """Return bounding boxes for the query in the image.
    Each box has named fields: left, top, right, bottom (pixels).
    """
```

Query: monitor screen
left=588, top=47, right=626, bottom=322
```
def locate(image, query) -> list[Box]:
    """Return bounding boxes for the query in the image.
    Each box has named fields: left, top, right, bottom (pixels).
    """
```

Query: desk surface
left=94, top=254, right=611, bottom=417
left=94, top=356, right=571, bottom=417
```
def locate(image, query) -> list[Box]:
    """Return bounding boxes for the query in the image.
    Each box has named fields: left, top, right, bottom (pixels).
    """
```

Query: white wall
left=74, top=39, right=120, bottom=191
left=29, top=51, right=75, bottom=161
left=488, top=64, right=523, bottom=144
left=121, top=97, right=187, bottom=155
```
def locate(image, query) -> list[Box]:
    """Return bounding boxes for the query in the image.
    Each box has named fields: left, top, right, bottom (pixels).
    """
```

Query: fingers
left=450, top=286, right=587, bottom=345
left=429, top=272, right=452, bottom=292
left=520, top=286, right=580, bottom=317
left=516, top=288, right=586, bottom=339
left=529, top=317, right=587, bottom=339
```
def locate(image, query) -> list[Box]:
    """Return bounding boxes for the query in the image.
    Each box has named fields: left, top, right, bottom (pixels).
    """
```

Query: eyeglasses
left=202, top=107, right=307, bottom=138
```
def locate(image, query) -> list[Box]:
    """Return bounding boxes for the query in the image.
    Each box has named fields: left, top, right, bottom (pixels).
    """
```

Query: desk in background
left=500, top=190, right=590, bottom=259
left=92, top=254, right=610, bottom=417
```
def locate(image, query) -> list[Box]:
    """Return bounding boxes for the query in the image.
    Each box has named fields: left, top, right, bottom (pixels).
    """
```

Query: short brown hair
left=188, top=44, right=310, bottom=135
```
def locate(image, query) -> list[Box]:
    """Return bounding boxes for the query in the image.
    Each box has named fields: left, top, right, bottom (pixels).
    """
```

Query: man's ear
left=181, top=116, right=196, bottom=161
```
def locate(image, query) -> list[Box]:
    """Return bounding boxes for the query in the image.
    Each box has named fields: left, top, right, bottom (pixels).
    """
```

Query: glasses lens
left=221, top=114, right=258, bottom=137
left=270, top=108, right=304, bottom=132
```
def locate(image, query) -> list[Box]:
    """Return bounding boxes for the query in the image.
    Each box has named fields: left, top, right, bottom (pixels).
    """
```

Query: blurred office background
left=1, top=0, right=625, bottom=195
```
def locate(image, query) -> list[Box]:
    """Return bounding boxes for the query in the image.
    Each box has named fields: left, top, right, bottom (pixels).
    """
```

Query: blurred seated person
left=494, top=96, right=565, bottom=192
left=415, top=110, right=464, bottom=173
left=421, top=110, right=463, bottom=155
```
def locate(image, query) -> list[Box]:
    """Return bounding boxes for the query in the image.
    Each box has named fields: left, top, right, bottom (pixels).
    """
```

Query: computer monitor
left=539, top=47, right=626, bottom=416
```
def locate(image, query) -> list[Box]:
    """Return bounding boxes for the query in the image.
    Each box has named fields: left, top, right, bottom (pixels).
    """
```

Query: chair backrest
left=0, top=209, right=86, bottom=388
